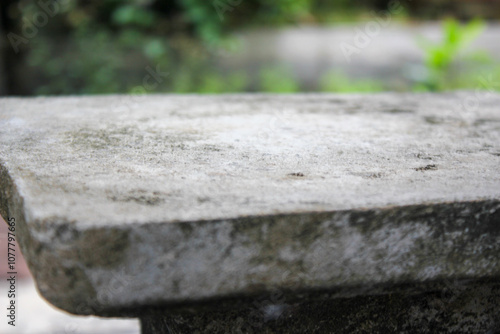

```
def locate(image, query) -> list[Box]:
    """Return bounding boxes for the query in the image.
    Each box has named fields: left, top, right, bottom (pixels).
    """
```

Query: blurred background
left=0, top=0, right=500, bottom=96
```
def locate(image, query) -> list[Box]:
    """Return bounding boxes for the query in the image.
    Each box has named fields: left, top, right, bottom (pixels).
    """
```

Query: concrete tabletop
left=0, top=93, right=499, bottom=317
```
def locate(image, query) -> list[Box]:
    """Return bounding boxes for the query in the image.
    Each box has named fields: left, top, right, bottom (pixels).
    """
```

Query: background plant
left=415, top=18, right=491, bottom=91
left=2, top=0, right=500, bottom=95
left=320, top=71, right=384, bottom=93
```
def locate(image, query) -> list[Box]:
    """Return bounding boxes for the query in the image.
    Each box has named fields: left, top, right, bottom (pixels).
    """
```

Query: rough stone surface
left=0, top=93, right=500, bottom=318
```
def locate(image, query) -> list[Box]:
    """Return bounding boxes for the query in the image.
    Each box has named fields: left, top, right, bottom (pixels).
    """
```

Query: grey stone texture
left=0, top=94, right=499, bottom=329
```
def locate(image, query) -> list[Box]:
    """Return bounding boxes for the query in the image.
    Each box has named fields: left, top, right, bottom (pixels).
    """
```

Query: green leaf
left=144, top=39, right=167, bottom=59
left=112, top=5, right=156, bottom=28
left=458, top=18, right=486, bottom=50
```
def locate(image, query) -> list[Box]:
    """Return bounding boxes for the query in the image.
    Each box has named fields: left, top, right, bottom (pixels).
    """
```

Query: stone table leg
left=139, top=279, right=500, bottom=334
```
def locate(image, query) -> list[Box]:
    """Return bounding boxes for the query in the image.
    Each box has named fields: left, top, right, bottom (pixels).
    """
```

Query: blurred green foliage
left=415, top=18, right=492, bottom=91
left=17, top=0, right=321, bottom=95
left=320, top=71, right=384, bottom=93
left=6, top=1, right=500, bottom=95
left=259, top=66, right=300, bottom=93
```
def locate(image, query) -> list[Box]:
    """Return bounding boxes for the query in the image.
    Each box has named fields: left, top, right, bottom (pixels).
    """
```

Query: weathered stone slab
left=0, top=94, right=499, bottom=328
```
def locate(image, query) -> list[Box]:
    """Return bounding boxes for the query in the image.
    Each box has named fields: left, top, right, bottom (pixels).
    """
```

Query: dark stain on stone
left=178, top=223, right=194, bottom=237
left=110, top=194, right=164, bottom=206
left=76, top=228, right=130, bottom=269
left=41, top=255, right=98, bottom=314
left=288, top=172, right=304, bottom=177
left=197, top=196, right=210, bottom=203
left=351, top=172, right=384, bottom=179
left=424, top=116, right=444, bottom=125
left=201, top=144, right=222, bottom=152
left=67, top=126, right=199, bottom=151
left=490, top=152, right=500, bottom=157
left=325, top=98, right=347, bottom=105
left=172, top=279, right=181, bottom=294
left=300, top=201, right=323, bottom=205
left=68, top=127, right=137, bottom=150
left=48, top=219, right=80, bottom=243
left=415, top=164, right=438, bottom=171
left=474, top=118, right=500, bottom=126
left=108, top=189, right=166, bottom=206
left=385, top=108, right=414, bottom=114
left=416, top=153, right=434, bottom=160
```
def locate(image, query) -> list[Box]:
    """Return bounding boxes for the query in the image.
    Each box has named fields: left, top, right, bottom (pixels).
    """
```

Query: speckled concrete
left=0, top=94, right=500, bottom=331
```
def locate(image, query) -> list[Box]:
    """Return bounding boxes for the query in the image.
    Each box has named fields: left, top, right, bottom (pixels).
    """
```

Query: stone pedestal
left=1, top=94, right=499, bottom=333
left=140, top=279, right=500, bottom=333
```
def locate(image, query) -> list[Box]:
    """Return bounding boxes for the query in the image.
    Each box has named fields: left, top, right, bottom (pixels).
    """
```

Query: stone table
left=0, top=93, right=499, bottom=333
